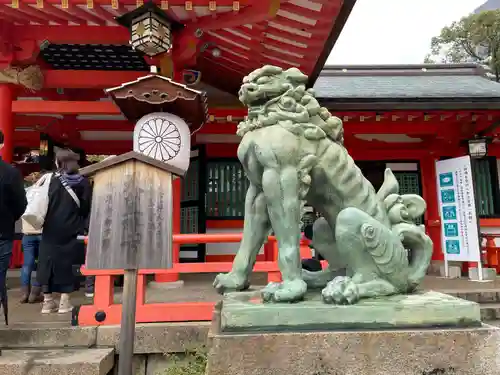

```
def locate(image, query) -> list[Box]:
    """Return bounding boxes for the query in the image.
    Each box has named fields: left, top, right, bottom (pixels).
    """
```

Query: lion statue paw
left=322, top=276, right=360, bottom=305
left=213, top=272, right=250, bottom=294
left=261, top=279, right=308, bottom=303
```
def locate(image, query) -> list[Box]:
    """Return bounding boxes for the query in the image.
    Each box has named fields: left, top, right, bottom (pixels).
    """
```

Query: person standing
left=0, top=130, right=28, bottom=317
left=19, top=174, right=44, bottom=303
left=37, top=149, right=92, bottom=314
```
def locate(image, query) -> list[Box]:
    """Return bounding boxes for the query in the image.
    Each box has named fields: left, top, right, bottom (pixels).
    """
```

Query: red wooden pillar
left=420, top=156, right=443, bottom=260
left=0, top=84, right=13, bottom=163
left=155, top=177, right=181, bottom=282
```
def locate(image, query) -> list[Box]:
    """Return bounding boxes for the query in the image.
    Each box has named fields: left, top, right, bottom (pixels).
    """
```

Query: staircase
left=0, top=348, right=114, bottom=375
left=443, top=288, right=500, bottom=324
left=0, top=324, right=114, bottom=375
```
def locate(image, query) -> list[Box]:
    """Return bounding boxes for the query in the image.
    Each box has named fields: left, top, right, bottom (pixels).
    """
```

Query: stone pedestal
left=206, top=291, right=500, bottom=375
left=219, top=290, right=481, bottom=332
left=207, top=324, right=500, bottom=375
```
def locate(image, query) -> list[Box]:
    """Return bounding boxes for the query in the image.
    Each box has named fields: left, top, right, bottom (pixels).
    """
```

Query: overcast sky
left=327, top=0, right=486, bottom=65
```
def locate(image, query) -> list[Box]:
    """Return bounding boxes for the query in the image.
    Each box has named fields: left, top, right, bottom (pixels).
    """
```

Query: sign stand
left=471, top=157, right=486, bottom=282
left=80, top=151, right=185, bottom=375
left=443, top=259, right=449, bottom=279
left=78, top=68, right=205, bottom=375
left=436, top=156, right=486, bottom=282
left=117, top=269, right=138, bottom=375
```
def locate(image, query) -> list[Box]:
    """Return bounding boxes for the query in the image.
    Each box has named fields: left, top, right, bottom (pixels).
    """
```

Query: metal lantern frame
left=115, top=0, right=183, bottom=57
left=468, top=137, right=489, bottom=159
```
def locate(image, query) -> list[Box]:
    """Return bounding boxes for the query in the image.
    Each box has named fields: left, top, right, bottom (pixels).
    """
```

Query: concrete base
left=0, top=348, right=114, bottom=375
left=147, top=280, right=185, bottom=290
left=469, top=267, right=497, bottom=281
left=219, top=290, right=481, bottom=332
left=440, top=264, right=462, bottom=278
left=0, top=325, right=97, bottom=349
left=206, top=323, right=500, bottom=375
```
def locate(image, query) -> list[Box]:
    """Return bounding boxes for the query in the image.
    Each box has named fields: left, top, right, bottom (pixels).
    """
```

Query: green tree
left=425, top=10, right=500, bottom=81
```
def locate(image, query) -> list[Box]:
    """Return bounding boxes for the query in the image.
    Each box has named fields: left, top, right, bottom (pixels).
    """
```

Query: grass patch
left=163, top=348, right=207, bottom=375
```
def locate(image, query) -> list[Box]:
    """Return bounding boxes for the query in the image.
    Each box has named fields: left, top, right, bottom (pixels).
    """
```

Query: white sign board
left=436, top=156, right=481, bottom=262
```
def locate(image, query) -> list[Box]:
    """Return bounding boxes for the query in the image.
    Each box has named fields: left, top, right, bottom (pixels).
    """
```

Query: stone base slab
left=469, top=267, right=497, bottom=281
left=0, top=348, right=114, bottom=375
left=207, top=324, right=500, bottom=375
left=147, top=280, right=185, bottom=290
left=220, top=290, right=481, bottom=332
left=0, top=325, right=97, bottom=349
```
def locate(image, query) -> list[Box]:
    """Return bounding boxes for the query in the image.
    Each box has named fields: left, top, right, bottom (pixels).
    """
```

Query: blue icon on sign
left=442, top=206, right=457, bottom=220
left=441, top=189, right=456, bottom=203
left=439, top=172, right=454, bottom=187
left=444, top=223, right=459, bottom=237
left=445, top=240, right=460, bottom=255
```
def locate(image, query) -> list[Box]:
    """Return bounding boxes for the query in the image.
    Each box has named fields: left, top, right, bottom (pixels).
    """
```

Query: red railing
left=77, top=233, right=314, bottom=326
left=9, top=240, right=23, bottom=269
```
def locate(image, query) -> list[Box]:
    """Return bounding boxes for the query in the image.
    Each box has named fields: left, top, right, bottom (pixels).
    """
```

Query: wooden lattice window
left=206, top=160, right=250, bottom=219
left=471, top=158, right=500, bottom=218
left=180, top=149, right=206, bottom=263
left=182, top=159, right=199, bottom=202
left=180, top=206, right=199, bottom=234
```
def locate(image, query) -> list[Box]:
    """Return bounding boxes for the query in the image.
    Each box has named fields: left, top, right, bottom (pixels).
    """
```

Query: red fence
left=77, top=233, right=314, bottom=326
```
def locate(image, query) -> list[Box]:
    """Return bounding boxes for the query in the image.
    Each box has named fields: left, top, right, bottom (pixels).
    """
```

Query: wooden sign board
left=80, top=151, right=184, bottom=270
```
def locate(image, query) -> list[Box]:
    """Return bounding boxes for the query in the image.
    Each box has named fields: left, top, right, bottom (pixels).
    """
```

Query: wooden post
left=420, top=156, right=443, bottom=260
left=117, top=268, right=138, bottom=375
left=155, top=178, right=181, bottom=282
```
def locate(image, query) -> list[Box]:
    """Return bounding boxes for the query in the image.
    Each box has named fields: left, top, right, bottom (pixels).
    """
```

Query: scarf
left=62, top=172, right=84, bottom=187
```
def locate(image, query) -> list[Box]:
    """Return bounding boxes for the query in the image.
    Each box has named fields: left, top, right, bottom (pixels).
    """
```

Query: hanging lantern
left=467, top=137, right=489, bottom=159
left=116, top=0, right=183, bottom=57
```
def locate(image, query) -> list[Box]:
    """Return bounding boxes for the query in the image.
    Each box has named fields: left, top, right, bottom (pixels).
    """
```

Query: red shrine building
left=2, top=1, right=500, bottom=267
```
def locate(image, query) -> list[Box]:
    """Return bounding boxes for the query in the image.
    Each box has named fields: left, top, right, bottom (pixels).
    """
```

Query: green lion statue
left=213, top=65, right=433, bottom=304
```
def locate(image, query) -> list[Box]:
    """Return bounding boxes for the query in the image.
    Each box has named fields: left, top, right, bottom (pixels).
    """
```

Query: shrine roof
left=4, top=0, right=356, bottom=95
left=314, top=63, right=500, bottom=110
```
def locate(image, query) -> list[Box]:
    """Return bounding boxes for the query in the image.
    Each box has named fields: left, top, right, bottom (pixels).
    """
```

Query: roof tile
left=313, top=64, right=500, bottom=99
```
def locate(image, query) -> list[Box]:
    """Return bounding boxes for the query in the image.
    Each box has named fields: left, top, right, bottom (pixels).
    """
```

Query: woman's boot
left=19, top=286, right=30, bottom=303
left=41, top=294, right=58, bottom=314
left=28, top=286, right=43, bottom=303
left=58, top=293, right=73, bottom=314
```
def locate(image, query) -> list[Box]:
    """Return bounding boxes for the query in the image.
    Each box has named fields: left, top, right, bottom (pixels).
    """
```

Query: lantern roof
left=115, top=0, right=184, bottom=31
left=106, top=72, right=209, bottom=129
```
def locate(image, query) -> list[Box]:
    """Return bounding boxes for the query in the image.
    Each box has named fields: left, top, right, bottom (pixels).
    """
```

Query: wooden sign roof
left=106, top=73, right=209, bottom=128
left=80, top=150, right=186, bottom=177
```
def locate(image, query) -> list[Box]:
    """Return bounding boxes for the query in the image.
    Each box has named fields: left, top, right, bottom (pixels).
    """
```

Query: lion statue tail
left=392, top=223, right=434, bottom=292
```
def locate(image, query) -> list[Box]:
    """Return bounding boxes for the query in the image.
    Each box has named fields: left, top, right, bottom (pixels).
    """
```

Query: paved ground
left=3, top=271, right=500, bottom=327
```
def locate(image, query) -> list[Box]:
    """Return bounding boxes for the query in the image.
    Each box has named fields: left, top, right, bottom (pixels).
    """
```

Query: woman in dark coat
left=37, top=149, right=92, bottom=314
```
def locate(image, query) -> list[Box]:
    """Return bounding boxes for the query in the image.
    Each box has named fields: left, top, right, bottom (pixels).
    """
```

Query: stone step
left=439, top=289, right=500, bottom=304
left=484, top=320, right=500, bottom=327
left=0, top=348, right=114, bottom=375
left=0, top=325, right=97, bottom=349
left=480, top=303, right=500, bottom=321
